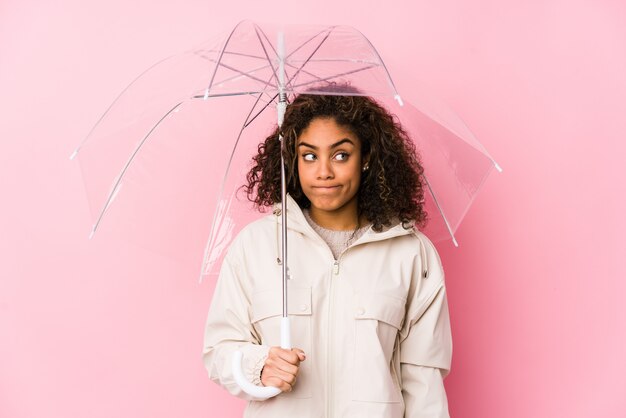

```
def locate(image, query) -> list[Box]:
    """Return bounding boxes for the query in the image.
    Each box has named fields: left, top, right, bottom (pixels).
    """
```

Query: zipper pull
left=333, top=260, right=340, bottom=275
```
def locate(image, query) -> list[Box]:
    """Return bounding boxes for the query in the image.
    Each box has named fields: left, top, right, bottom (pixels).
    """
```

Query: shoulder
left=411, top=229, right=441, bottom=258
left=400, top=228, right=445, bottom=285
left=379, top=224, right=442, bottom=261
left=225, top=214, right=275, bottom=257
left=414, top=229, right=445, bottom=280
left=238, top=213, right=275, bottom=237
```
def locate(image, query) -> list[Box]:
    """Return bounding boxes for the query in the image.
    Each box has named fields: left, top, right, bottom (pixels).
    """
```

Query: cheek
left=296, top=162, right=311, bottom=187
left=345, top=164, right=362, bottom=188
left=352, top=175, right=362, bottom=192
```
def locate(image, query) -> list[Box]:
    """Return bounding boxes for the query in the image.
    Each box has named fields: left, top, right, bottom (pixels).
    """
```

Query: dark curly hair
left=245, top=89, right=427, bottom=232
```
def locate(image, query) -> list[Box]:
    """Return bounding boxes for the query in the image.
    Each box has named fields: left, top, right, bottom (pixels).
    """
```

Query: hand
left=260, top=347, right=306, bottom=392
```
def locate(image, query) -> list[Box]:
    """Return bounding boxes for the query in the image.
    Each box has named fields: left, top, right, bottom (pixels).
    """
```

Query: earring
left=362, top=163, right=369, bottom=172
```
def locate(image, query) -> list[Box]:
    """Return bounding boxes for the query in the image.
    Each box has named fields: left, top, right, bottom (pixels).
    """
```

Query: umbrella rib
left=191, top=91, right=275, bottom=106
left=283, top=62, right=325, bottom=84
left=71, top=54, right=176, bottom=158
left=423, top=174, right=458, bottom=247
left=253, top=25, right=280, bottom=91
left=89, top=101, right=185, bottom=237
left=350, top=25, right=401, bottom=97
left=263, top=89, right=278, bottom=103
left=204, top=20, right=251, bottom=96
left=439, top=110, right=503, bottom=172
left=290, top=63, right=379, bottom=89
left=289, top=58, right=379, bottom=64
left=280, top=60, right=378, bottom=86
left=195, top=55, right=278, bottom=90
left=252, top=24, right=279, bottom=60
left=202, top=57, right=278, bottom=89
left=196, top=27, right=378, bottom=95
left=200, top=49, right=268, bottom=61
left=285, top=27, right=335, bottom=89
left=255, top=25, right=335, bottom=93
left=194, top=52, right=288, bottom=98
left=201, top=87, right=277, bottom=280
left=239, top=68, right=280, bottom=129
left=191, top=91, right=267, bottom=99
left=243, top=92, right=280, bottom=128
left=282, top=59, right=380, bottom=85
left=256, top=25, right=335, bottom=63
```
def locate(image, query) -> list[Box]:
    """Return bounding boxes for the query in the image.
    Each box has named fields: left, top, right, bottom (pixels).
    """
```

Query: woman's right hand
left=260, top=347, right=306, bottom=392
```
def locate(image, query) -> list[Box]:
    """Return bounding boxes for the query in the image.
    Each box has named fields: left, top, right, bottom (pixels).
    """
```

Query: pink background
left=2, top=1, right=625, bottom=417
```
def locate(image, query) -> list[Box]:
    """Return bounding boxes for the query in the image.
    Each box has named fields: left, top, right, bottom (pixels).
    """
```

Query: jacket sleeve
left=202, top=248, right=271, bottom=401
left=399, top=237, right=453, bottom=418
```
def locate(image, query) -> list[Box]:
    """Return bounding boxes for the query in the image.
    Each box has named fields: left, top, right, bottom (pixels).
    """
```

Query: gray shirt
left=302, top=209, right=370, bottom=259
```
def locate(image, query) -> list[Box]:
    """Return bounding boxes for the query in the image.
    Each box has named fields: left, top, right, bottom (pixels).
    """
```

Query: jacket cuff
left=239, top=344, right=270, bottom=386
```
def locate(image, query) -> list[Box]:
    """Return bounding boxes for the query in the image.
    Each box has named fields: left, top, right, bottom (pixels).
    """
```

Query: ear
left=361, top=156, right=370, bottom=172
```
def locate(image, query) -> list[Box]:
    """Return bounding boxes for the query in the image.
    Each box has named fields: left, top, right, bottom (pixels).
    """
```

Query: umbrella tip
left=89, top=225, right=98, bottom=240
left=69, top=149, right=78, bottom=160
left=452, top=236, right=459, bottom=247
left=494, top=161, right=503, bottom=173
left=394, top=94, right=404, bottom=107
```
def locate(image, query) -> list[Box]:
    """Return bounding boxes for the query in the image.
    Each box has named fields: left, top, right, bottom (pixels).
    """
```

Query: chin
left=309, top=198, right=350, bottom=213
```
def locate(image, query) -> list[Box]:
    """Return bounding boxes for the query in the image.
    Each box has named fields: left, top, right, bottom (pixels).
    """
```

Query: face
left=296, top=117, right=365, bottom=219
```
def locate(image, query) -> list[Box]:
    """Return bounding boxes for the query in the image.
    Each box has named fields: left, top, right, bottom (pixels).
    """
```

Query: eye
left=302, top=152, right=316, bottom=162
left=334, top=152, right=350, bottom=161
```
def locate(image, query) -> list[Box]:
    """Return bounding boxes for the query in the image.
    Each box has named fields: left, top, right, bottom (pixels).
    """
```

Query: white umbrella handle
left=232, top=317, right=291, bottom=399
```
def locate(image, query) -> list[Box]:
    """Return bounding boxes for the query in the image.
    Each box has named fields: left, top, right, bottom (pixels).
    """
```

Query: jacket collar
left=272, top=194, right=429, bottom=278
left=272, top=194, right=415, bottom=245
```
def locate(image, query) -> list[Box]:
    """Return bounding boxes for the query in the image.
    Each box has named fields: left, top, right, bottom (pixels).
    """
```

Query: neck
left=308, top=201, right=362, bottom=231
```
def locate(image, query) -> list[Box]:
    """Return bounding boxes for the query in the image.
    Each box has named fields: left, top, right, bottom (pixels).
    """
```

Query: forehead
left=297, top=117, right=359, bottom=147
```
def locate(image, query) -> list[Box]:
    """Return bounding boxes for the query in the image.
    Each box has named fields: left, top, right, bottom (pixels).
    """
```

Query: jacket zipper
left=326, top=251, right=348, bottom=417
left=327, top=260, right=336, bottom=418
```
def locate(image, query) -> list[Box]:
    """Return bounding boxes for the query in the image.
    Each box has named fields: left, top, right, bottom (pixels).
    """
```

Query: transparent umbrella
left=70, top=20, right=501, bottom=399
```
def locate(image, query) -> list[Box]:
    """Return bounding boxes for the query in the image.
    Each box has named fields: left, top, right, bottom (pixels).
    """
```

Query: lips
left=312, top=185, right=341, bottom=191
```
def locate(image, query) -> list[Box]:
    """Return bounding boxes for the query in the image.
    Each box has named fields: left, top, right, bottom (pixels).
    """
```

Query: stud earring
left=362, top=163, right=369, bottom=172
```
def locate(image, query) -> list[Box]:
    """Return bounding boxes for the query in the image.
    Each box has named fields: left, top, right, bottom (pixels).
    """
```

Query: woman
left=203, top=91, right=453, bottom=417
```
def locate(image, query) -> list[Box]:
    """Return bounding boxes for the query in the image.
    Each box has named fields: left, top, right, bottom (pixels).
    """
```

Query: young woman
left=203, top=92, right=452, bottom=417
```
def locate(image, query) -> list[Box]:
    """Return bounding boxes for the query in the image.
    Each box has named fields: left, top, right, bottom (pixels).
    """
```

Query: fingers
left=261, top=347, right=306, bottom=392
left=261, top=364, right=296, bottom=392
left=274, top=347, right=304, bottom=365
left=266, top=355, right=299, bottom=376
left=263, top=375, right=294, bottom=392
left=292, top=348, right=306, bottom=362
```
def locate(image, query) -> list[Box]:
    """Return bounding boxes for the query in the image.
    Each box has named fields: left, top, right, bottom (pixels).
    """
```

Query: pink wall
left=1, top=1, right=625, bottom=417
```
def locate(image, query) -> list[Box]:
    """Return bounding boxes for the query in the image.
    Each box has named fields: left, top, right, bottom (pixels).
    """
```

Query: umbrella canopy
left=71, top=20, right=500, bottom=281
left=70, top=20, right=501, bottom=399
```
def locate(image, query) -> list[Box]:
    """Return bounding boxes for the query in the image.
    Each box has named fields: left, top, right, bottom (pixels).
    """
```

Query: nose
left=316, top=158, right=334, bottom=180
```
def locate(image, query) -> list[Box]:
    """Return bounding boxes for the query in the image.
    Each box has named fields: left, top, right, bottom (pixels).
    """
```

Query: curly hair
left=245, top=89, right=427, bottom=232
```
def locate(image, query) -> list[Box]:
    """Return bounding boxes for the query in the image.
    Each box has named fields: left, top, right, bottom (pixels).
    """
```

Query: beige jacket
left=203, top=196, right=452, bottom=417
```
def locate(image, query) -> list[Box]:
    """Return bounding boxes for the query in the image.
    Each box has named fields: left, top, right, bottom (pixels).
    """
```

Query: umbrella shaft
left=277, top=30, right=289, bottom=319
left=280, top=135, right=288, bottom=318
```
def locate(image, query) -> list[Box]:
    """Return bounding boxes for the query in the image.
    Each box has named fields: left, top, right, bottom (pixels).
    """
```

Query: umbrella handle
left=232, top=317, right=291, bottom=400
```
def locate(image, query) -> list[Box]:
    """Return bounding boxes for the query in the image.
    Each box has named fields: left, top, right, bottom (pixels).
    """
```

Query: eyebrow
left=297, top=138, right=355, bottom=150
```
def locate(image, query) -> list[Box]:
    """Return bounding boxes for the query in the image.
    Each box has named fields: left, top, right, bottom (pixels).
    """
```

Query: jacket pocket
left=250, top=286, right=313, bottom=399
left=352, top=292, right=406, bottom=403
